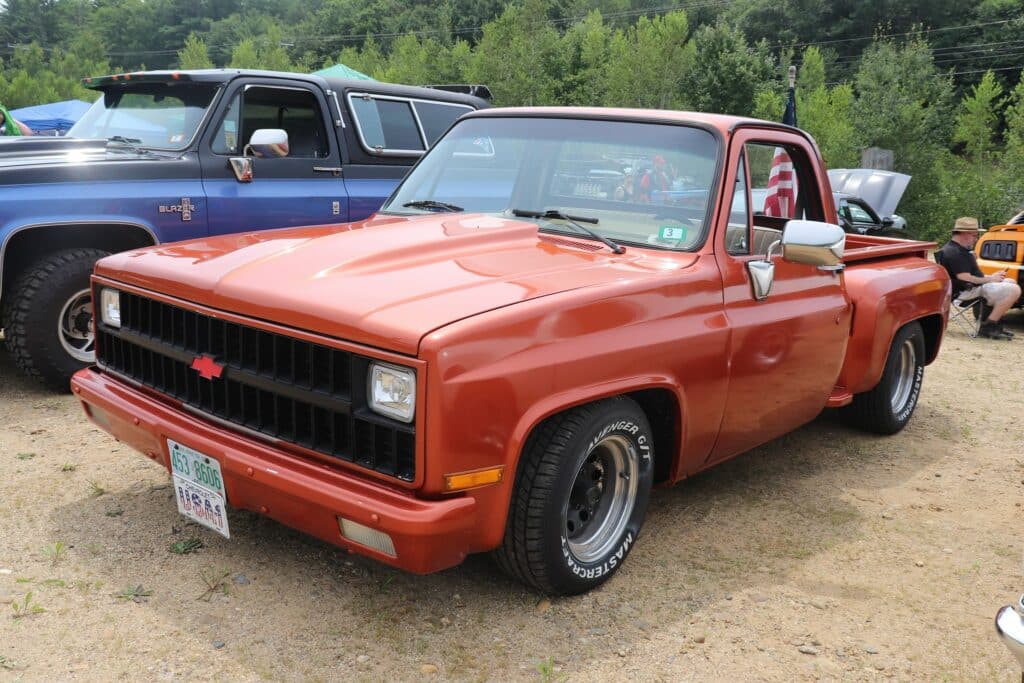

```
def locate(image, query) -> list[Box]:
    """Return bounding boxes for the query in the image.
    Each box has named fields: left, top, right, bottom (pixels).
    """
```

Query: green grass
left=169, top=538, right=203, bottom=555
left=197, top=567, right=231, bottom=602
left=115, top=585, right=153, bottom=603
left=10, top=592, right=44, bottom=619
left=61, top=463, right=78, bottom=472
left=16, top=452, right=36, bottom=461
left=41, top=541, right=67, bottom=566
left=87, top=480, right=106, bottom=497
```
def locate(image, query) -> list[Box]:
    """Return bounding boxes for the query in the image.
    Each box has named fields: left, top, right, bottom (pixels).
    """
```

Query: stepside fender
left=838, top=258, right=950, bottom=395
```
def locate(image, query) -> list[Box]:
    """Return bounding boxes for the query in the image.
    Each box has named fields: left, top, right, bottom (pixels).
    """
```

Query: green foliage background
left=2, top=0, right=1023, bottom=242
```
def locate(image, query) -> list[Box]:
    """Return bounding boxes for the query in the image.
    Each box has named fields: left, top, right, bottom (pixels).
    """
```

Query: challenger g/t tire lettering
left=2, top=248, right=109, bottom=391
left=494, top=397, right=654, bottom=595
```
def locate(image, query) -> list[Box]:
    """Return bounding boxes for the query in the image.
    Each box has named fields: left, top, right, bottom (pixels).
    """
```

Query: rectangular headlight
left=367, top=362, right=415, bottom=423
left=99, top=288, right=121, bottom=328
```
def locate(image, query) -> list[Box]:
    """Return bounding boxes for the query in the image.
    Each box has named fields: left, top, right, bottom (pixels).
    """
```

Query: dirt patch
left=1, top=317, right=1022, bottom=681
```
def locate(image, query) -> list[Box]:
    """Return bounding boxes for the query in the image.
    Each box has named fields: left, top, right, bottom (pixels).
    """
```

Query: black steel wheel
left=494, top=397, right=654, bottom=595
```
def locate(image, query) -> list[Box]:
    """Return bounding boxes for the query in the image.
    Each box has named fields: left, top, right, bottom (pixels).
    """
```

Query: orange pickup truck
left=72, top=108, right=951, bottom=595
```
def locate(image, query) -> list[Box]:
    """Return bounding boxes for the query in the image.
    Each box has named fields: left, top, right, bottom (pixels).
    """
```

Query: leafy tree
left=466, top=0, right=562, bottom=105
left=177, top=33, right=215, bottom=69
left=852, top=39, right=955, bottom=241
left=794, top=48, right=858, bottom=168
left=229, top=39, right=261, bottom=69
left=558, top=10, right=611, bottom=105
left=680, top=21, right=775, bottom=116
left=602, top=11, right=691, bottom=109
left=953, top=70, right=1005, bottom=160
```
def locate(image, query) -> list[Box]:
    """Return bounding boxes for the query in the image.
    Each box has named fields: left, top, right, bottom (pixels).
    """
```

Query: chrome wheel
left=563, top=434, right=639, bottom=564
left=58, top=288, right=95, bottom=363
left=889, top=337, right=917, bottom=413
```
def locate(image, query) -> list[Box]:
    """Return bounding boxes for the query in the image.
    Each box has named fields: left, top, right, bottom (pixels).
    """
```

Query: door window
left=212, top=86, right=330, bottom=158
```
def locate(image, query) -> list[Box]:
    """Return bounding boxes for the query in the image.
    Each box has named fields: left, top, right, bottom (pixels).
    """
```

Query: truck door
left=198, top=79, right=349, bottom=235
left=707, top=130, right=852, bottom=464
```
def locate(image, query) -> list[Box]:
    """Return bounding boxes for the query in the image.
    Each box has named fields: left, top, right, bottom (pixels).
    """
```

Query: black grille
left=979, top=240, right=1018, bottom=262
left=96, top=291, right=416, bottom=481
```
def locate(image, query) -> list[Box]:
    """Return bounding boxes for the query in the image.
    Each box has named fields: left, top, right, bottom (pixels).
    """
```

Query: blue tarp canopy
left=10, top=99, right=92, bottom=133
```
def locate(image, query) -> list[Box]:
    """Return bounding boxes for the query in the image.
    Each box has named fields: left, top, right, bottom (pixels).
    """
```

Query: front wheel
left=2, top=248, right=109, bottom=391
left=843, top=321, right=925, bottom=434
left=494, top=397, right=654, bottom=595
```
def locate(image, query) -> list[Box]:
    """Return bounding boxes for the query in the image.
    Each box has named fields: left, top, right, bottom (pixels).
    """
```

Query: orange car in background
left=975, top=218, right=1024, bottom=307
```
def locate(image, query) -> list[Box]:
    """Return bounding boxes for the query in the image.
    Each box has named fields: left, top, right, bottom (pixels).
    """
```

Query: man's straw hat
left=953, top=216, right=982, bottom=233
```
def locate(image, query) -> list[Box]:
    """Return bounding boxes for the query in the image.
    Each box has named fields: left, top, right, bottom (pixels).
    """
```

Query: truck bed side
left=837, top=234, right=949, bottom=397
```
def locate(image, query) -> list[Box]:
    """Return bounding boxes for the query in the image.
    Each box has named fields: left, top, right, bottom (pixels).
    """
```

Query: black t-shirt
left=938, top=240, right=982, bottom=296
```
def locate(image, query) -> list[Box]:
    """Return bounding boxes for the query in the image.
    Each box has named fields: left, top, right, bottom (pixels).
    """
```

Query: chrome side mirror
left=996, top=595, right=1024, bottom=673
left=229, top=129, right=290, bottom=183
left=781, top=219, right=845, bottom=267
left=247, top=128, right=290, bottom=159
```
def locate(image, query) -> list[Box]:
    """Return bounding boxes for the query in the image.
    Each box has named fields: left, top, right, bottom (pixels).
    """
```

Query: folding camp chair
left=935, top=249, right=985, bottom=338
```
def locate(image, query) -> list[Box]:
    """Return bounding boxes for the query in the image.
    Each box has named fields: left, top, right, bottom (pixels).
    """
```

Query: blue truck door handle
left=313, top=166, right=344, bottom=176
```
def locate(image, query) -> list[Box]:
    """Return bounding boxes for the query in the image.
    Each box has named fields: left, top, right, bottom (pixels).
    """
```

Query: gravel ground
left=1, top=315, right=1022, bottom=682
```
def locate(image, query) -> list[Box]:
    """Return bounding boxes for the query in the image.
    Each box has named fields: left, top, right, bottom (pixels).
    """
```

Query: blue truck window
left=211, top=86, right=329, bottom=158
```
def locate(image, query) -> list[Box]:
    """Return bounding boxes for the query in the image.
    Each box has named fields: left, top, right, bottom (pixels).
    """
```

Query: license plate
left=168, top=439, right=230, bottom=538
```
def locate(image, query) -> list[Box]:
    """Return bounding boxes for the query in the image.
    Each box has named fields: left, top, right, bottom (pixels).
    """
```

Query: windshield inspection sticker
left=658, top=225, right=687, bottom=241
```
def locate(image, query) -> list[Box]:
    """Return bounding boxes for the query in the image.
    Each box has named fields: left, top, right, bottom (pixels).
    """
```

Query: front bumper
left=71, top=368, right=477, bottom=574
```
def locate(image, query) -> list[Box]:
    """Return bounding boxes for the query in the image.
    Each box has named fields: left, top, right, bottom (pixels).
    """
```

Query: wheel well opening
left=915, top=313, right=944, bottom=363
left=625, top=388, right=679, bottom=485
left=1, top=224, right=155, bottom=299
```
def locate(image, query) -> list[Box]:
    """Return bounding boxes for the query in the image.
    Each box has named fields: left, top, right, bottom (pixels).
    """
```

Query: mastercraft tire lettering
left=494, top=397, right=654, bottom=595
left=843, top=321, right=926, bottom=435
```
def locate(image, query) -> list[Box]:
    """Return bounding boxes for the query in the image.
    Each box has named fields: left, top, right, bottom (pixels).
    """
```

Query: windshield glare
left=382, top=116, right=720, bottom=250
left=68, top=84, right=219, bottom=150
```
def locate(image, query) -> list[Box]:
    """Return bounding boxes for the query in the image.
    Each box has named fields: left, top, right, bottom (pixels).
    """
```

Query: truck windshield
left=382, top=116, right=720, bottom=251
left=68, top=83, right=219, bottom=151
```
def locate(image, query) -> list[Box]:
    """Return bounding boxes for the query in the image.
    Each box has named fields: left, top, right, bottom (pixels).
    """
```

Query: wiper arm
left=511, top=208, right=625, bottom=254
left=106, top=136, right=153, bottom=156
left=402, top=200, right=464, bottom=213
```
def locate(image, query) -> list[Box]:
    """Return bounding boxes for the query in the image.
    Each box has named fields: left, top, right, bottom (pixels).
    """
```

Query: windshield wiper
left=106, top=136, right=153, bottom=156
left=511, top=208, right=625, bottom=254
left=402, top=200, right=464, bottom=213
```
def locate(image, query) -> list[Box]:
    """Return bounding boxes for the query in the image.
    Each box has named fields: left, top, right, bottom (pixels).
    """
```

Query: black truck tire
left=3, top=248, right=109, bottom=391
left=843, top=321, right=925, bottom=435
left=494, top=397, right=654, bottom=595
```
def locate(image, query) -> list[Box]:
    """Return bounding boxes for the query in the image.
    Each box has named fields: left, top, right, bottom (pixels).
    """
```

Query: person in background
left=0, top=105, right=33, bottom=136
left=937, top=216, right=1021, bottom=339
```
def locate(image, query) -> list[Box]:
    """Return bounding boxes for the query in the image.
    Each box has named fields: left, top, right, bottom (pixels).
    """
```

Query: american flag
left=763, top=74, right=798, bottom=218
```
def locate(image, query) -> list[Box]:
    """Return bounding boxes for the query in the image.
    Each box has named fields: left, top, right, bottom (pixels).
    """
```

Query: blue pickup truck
left=0, top=69, right=488, bottom=389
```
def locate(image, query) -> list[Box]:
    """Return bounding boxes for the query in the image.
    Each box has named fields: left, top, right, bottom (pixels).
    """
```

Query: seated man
left=938, top=217, right=1021, bottom=339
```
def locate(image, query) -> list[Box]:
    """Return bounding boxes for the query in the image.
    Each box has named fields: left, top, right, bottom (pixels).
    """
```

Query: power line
left=770, top=17, right=1017, bottom=50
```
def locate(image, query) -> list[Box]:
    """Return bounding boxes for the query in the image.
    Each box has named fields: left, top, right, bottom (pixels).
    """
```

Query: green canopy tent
left=312, top=64, right=375, bottom=81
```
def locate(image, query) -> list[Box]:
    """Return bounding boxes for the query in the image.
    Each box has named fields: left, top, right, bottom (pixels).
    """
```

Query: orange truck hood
left=95, top=213, right=693, bottom=355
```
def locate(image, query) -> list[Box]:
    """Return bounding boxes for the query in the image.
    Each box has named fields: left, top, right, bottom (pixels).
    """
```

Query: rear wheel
left=494, top=397, right=654, bottom=595
left=2, top=248, right=109, bottom=391
left=843, top=321, right=925, bottom=434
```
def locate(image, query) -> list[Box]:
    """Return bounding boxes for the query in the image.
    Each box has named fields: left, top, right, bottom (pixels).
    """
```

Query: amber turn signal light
left=444, top=466, right=504, bottom=492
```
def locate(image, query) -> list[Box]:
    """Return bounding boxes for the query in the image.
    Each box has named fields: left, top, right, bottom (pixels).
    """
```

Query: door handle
left=313, top=166, right=344, bottom=176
